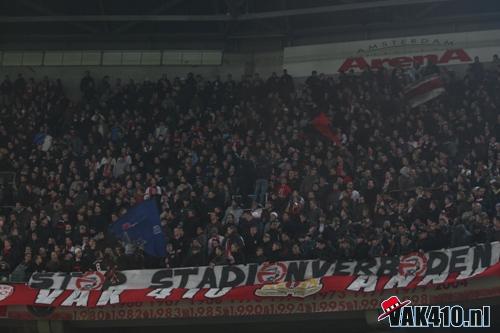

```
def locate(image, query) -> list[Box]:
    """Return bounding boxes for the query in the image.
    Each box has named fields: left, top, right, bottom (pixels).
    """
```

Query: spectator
left=209, top=246, right=229, bottom=266
left=0, top=62, right=498, bottom=279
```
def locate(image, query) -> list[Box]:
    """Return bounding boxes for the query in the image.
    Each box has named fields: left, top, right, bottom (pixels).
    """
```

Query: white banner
left=284, top=30, right=500, bottom=76
left=28, top=242, right=500, bottom=291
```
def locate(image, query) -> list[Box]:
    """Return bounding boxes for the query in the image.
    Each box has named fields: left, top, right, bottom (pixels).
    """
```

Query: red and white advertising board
left=284, top=30, right=500, bottom=75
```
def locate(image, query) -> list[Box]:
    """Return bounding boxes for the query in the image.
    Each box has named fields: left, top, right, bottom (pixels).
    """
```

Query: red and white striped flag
left=405, top=74, right=445, bottom=108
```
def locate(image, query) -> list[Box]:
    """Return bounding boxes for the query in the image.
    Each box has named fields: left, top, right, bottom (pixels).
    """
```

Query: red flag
left=312, top=112, right=340, bottom=145
left=405, top=74, right=445, bottom=108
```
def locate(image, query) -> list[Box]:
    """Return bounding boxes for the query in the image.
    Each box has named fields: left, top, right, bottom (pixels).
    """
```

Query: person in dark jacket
left=228, top=243, right=245, bottom=265
left=288, top=243, right=304, bottom=260
left=243, top=225, right=260, bottom=258
left=209, top=246, right=229, bottom=266
left=183, top=243, right=205, bottom=267
left=254, top=151, right=272, bottom=204
left=310, top=239, right=332, bottom=262
left=253, top=246, right=267, bottom=264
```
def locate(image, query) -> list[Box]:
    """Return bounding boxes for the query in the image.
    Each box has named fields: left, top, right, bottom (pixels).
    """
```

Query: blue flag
left=109, top=199, right=166, bottom=257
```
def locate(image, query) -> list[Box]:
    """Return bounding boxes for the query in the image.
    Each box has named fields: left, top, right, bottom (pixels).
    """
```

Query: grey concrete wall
left=0, top=51, right=283, bottom=99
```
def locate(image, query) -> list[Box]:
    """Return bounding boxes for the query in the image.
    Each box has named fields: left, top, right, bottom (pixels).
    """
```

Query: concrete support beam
left=0, top=0, right=451, bottom=23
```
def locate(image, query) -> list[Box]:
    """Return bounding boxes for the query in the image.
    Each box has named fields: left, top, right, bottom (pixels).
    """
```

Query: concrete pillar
left=36, top=321, right=64, bottom=333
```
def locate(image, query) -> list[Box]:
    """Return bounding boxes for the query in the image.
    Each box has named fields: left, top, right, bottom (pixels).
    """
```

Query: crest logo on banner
left=75, top=271, right=105, bottom=290
left=256, top=262, right=288, bottom=284
left=0, top=285, right=14, bottom=302
left=398, top=252, right=428, bottom=277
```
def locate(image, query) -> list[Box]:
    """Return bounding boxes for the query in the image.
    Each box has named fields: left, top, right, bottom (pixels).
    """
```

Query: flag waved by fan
left=109, top=199, right=166, bottom=257
left=404, top=74, right=445, bottom=108
left=312, top=112, right=341, bottom=145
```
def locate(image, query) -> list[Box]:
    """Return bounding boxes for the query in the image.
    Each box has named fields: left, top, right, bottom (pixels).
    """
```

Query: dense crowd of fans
left=0, top=57, right=500, bottom=282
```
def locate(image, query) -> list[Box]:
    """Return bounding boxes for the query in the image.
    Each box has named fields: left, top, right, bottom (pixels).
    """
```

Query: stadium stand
left=1, top=57, right=499, bottom=281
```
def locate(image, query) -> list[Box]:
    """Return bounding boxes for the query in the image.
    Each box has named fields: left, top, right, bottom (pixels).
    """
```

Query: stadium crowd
left=0, top=57, right=500, bottom=281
